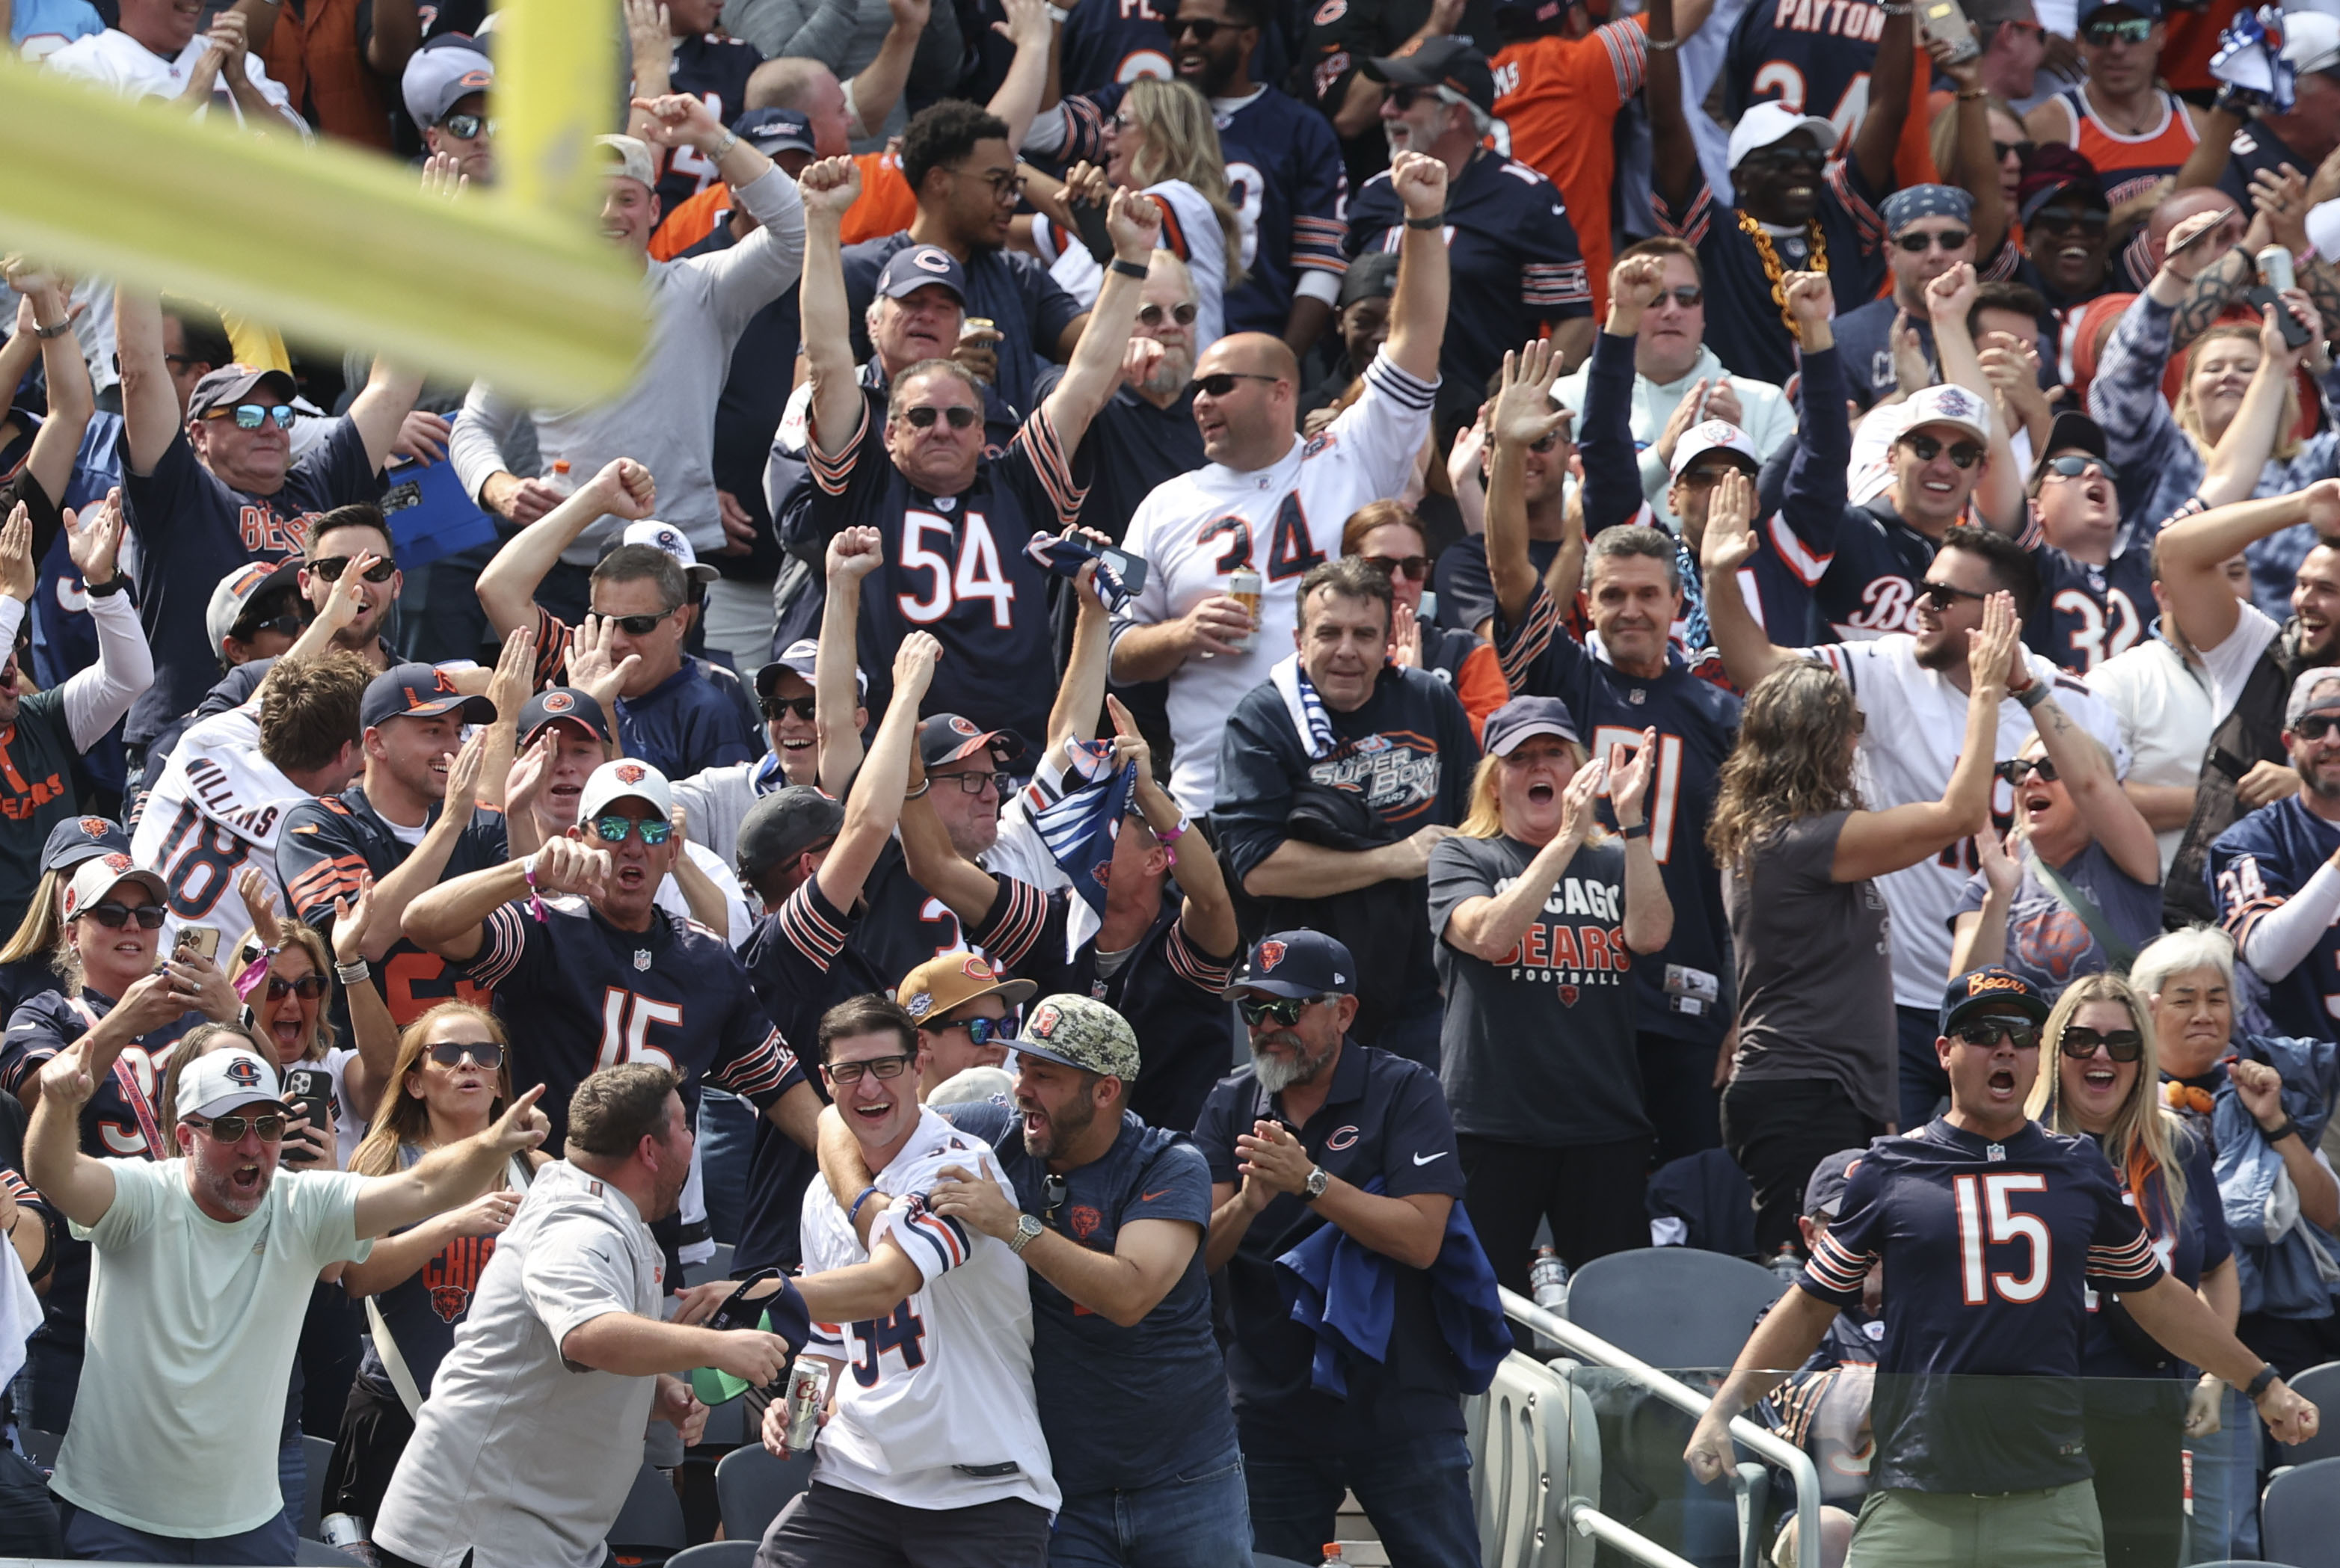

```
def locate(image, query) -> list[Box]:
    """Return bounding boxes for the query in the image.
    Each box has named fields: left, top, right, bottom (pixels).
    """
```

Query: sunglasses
left=262, top=974, right=329, bottom=1000
left=1917, top=581, right=1989, bottom=610
left=1187, top=371, right=1280, bottom=399
left=1677, top=465, right=1745, bottom=491
left=1653, top=286, right=1704, bottom=308
left=764, top=696, right=817, bottom=722
left=592, top=815, right=673, bottom=846
left=1994, top=138, right=2036, bottom=165
left=1896, top=228, right=1971, bottom=253
left=2060, top=1027, right=2143, bottom=1062
left=1994, top=757, right=2059, bottom=785
left=310, top=556, right=397, bottom=584
left=919, top=1012, right=1019, bottom=1045
left=1751, top=145, right=1828, bottom=172
left=2083, top=16, right=2153, bottom=43
left=2040, top=454, right=2119, bottom=482
left=83, top=902, right=165, bottom=929
left=903, top=405, right=978, bottom=431
left=1528, top=429, right=1569, bottom=453
left=1952, top=1018, right=2041, bottom=1049
left=426, top=1039, right=506, bottom=1070
left=1361, top=553, right=1429, bottom=581
left=1903, top=434, right=1985, bottom=468
left=826, top=1051, right=916, bottom=1085
left=2031, top=207, right=2109, bottom=233
left=439, top=111, right=495, bottom=140
left=231, top=609, right=307, bottom=642
left=190, top=1113, right=286, bottom=1143
left=1137, top=302, right=1200, bottom=328
left=1238, top=994, right=1318, bottom=1027
left=607, top=607, right=681, bottom=636
left=935, top=769, right=1002, bottom=795
left=2294, top=715, right=2340, bottom=742
left=1172, top=15, right=1235, bottom=37
left=212, top=403, right=295, bottom=431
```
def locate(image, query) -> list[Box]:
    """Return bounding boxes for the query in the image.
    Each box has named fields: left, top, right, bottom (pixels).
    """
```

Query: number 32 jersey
left=2210, top=794, right=2340, bottom=1042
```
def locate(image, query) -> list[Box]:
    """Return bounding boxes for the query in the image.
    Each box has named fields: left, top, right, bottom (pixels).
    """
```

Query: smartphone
left=281, top=1066, right=331, bottom=1167
left=1917, top=0, right=1981, bottom=64
left=175, top=925, right=219, bottom=964
left=1097, top=546, right=1150, bottom=598
left=1069, top=194, right=1117, bottom=264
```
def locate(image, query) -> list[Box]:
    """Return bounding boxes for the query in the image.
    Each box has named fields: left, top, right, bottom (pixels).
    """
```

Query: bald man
left=2132, top=185, right=2242, bottom=286
left=1109, top=151, right=1455, bottom=815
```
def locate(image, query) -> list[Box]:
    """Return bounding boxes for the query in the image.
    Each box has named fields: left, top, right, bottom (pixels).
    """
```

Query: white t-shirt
left=129, top=701, right=312, bottom=950
left=2198, top=599, right=2285, bottom=727
left=1806, top=636, right=2131, bottom=1007
left=800, top=1107, right=1057, bottom=1513
left=1112, top=351, right=1438, bottom=813
left=374, top=1160, right=666, bottom=1568
left=2086, top=633, right=2214, bottom=876
left=53, top=1158, right=369, bottom=1537
left=45, top=27, right=301, bottom=128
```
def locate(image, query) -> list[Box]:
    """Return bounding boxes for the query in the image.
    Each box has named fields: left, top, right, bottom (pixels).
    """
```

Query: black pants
left=324, top=1375, right=413, bottom=1525
left=1458, top=1133, right=1651, bottom=1327
left=2082, top=1379, right=2187, bottom=1568
left=1720, top=1076, right=1885, bottom=1256
left=378, top=1552, right=470, bottom=1568
left=0, top=1446, right=57, bottom=1558
left=1637, top=1031, right=1722, bottom=1164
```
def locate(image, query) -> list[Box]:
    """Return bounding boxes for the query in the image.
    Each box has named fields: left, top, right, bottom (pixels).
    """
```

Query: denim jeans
left=60, top=1496, right=298, bottom=1565
left=1242, top=1426, right=1478, bottom=1568
left=2183, top=1387, right=2258, bottom=1564
left=698, top=1088, right=758, bottom=1248
left=1048, top=1447, right=1253, bottom=1567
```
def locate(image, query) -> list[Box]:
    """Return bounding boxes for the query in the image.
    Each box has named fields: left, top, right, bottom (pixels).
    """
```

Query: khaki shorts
left=1845, top=1481, right=2104, bottom=1568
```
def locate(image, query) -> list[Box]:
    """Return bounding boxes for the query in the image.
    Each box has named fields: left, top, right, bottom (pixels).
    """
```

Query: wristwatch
left=1007, top=1213, right=1045, bottom=1255
left=2245, top=1362, right=2282, bottom=1401
left=1302, top=1166, right=1330, bottom=1202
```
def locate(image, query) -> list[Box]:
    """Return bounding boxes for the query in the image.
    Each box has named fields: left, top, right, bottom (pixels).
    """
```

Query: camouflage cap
left=1016, top=994, right=1140, bottom=1083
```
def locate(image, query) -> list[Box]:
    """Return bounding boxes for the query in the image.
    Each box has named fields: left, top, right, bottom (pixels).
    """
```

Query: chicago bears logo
left=1324, top=1125, right=1360, bottom=1151
left=430, top=1284, right=470, bottom=1323
left=100, top=852, right=130, bottom=873
left=1029, top=1002, right=1063, bottom=1038
left=960, top=956, right=998, bottom=982
left=1559, top=985, right=1579, bottom=1006
left=1069, top=1205, right=1102, bottom=1240
left=542, top=691, right=575, bottom=713
left=615, top=763, right=648, bottom=785
left=913, top=248, right=952, bottom=273
left=1967, top=971, right=2026, bottom=998
left=1313, top=0, right=1345, bottom=20
left=949, top=716, right=979, bottom=736
left=224, top=1056, right=265, bottom=1090
left=1257, top=941, right=1287, bottom=971
left=77, top=818, right=108, bottom=837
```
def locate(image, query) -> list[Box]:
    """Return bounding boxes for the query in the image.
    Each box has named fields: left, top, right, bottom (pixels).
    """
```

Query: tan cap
left=897, top=951, right=1035, bottom=1024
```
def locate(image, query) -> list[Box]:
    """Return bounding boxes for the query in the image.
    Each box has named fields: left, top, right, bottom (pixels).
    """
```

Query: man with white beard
left=1043, top=251, right=1209, bottom=541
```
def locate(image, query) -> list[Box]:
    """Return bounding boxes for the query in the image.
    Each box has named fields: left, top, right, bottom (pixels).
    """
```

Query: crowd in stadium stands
left=15, top=0, right=2340, bottom=1562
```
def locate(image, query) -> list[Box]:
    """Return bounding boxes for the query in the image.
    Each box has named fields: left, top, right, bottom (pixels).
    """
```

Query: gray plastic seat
left=606, top=1462, right=687, bottom=1567
left=2279, top=1362, right=2340, bottom=1468
left=715, top=1441, right=813, bottom=1546
left=1561, top=1248, right=1787, bottom=1371
left=668, top=1543, right=758, bottom=1568
left=2262, top=1454, right=2340, bottom=1568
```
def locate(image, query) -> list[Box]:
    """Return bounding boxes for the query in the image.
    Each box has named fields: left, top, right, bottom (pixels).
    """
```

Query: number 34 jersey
left=799, top=1106, right=1057, bottom=1514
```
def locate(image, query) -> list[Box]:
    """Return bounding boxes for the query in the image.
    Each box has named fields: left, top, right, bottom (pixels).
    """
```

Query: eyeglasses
left=82, top=902, right=165, bottom=930
left=1994, top=757, right=2058, bottom=784
left=903, top=405, right=978, bottom=431
left=309, top=555, right=397, bottom=584
left=919, top=1012, right=1019, bottom=1045
left=1238, top=994, right=1320, bottom=1027
left=1652, top=286, right=1704, bottom=308
left=1895, top=228, right=1972, bottom=253
left=212, top=403, right=295, bottom=431
left=825, top=1052, right=917, bottom=1085
left=426, top=1039, right=506, bottom=1070
left=764, top=696, right=818, bottom=722
left=1360, top=553, right=1429, bottom=580
left=933, top=769, right=1001, bottom=795
left=2082, top=16, right=2153, bottom=43
left=2060, top=1027, right=2143, bottom=1062
left=262, top=974, right=328, bottom=1000
left=1749, top=145, right=1828, bottom=172
left=188, top=1113, right=286, bottom=1143
left=1137, top=302, right=1200, bottom=328
left=1187, top=371, right=1280, bottom=399
left=591, top=815, right=673, bottom=846
left=1388, top=84, right=1454, bottom=111
left=1917, top=581, right=1990, bottom=609
left=1528, top=428, right=1570, bottom=453
left=1993, top=138, right=2036, bottom=165
left=2294, top=715, right=2340, bottom=741
left=230, top=609, right=307, bottom=642
left=949, top=166, right=1025, bottom=197
left=606, top=606, right=681, bottom=636
left=1951, top=1018, right=2041, bottom=1049
left=1171, top=16, right=1233, bottom=37
left=2040, top=454, right=2119, bottom=482
left=439, top=111, right=495, bottom=140
left=1902, top=434, right=1985, bottom=468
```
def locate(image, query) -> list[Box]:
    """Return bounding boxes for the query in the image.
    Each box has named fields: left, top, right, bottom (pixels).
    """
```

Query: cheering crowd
left=17, top=0, right=2340, bottom=1563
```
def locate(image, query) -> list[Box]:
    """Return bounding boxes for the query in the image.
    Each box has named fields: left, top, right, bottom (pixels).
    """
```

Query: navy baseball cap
left=918, top=714, right=1028, bottom=769
left=1940, top=967, right=2053, bottom=1035
left=518, top=686, right=612, bottom=746
left=1225, top=929, right=1357, bottom=1000
left=734, top=107, right=816, bottom=157
left=2028, top=411, right=2110, bottom=488
left=875, top=245, right=968, bottom=304
left=41, top=815, right=129, bottom=876
left=1482, top=695, right=1582, bottom=757
left=1803, top=1149, right=1865, bottom=1219
left=735, top=786, right=846, bottom=884
left=360, top=664, right=497, bottom=731
left=1364, top=35, right=1497, bottom=115
left=1338, top=251, right=1398, bottom=310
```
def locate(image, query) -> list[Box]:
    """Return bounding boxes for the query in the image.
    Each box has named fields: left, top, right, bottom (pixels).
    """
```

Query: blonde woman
left=1428, top=696, right=1668, bottom=1297
left=0, top=820, right=132, bottom=1023
left=2031, top=972, right=2233, bottom=1568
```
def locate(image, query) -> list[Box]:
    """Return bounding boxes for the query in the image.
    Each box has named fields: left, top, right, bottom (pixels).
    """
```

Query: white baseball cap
left=1727, top=102, right=1837, bottom=172
left=1899, top=383, right=1994, bottom=446
left=578, top=758, right=674, bottom=825
left=621, top=520, right=718, bottom=585
left=176, top=1048, right=285, bottom=1122
left=1669, top=419, right=1762, bottom=480
left=60, top=852, right=167, bottom=923
left=2284, top=10, right=2340, bottom=77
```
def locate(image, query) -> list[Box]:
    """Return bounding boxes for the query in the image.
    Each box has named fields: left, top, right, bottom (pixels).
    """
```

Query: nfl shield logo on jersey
left=634, top=950, right=652, bottom=971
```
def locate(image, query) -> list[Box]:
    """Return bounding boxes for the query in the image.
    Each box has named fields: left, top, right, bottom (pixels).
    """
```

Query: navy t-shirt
left=941, top=1099, right=1232, bottom=1493
left=2080, top=1125, right=2229, bottom=1380
left=839, top=236, right=1083, bottom=417
left=1952, top=840, right=2161, bottom=1004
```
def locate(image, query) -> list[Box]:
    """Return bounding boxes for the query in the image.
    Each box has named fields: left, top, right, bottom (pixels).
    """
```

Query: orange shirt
left=1492, top=16, right=1650, bottom=316
left=648, top=150, right=918, bottom=262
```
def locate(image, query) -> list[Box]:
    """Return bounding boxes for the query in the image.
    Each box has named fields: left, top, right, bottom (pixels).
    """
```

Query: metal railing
left=1499, top=1288, right=1822, bottom=1568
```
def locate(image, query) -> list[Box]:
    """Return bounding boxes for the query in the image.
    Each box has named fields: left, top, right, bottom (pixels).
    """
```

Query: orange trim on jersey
left=1145, top=192, right=1192, bottom=261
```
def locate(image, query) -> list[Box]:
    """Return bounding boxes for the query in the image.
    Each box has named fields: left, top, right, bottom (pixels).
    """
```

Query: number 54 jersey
left=798, top=1106, right=1058, bottom=1514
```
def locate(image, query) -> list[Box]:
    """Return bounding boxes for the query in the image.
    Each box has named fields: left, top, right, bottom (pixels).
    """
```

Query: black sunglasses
left=83, top=902, right=165, bottom=929
left=262, top=975, right=329, bottom=1000
left=2040, top=454, right=2119, bottom=483
left=1751, top=145, right=1828, bottom=172
left=310, top=556, right=397, bottom=584
left=1172, top=15, right=1236, bottom=37
left=1187, top=371, right=1280, bottom=399
left=190, top=1113, right=286, bottom=1143
left=1903, top=434, right=1985, bottom=468
left=2295, top=715, right=2340, bottom=741
left=1238, top=994, right=1318, bottom=1027
left=2060, top=1027, right=2143, bottom=1062
left=1360, top=553, right=1429, bottom=581
left=1994, top=757, right=2058, bottom=785
left=2031, top=206, right=2109, bottom=233
left=1993, top=138, right=2036, bottom=165
left=903, top=405, right=977, bottom=431
left=231, top=609, right=307, bottom=643
left=1952, top=1018, right=2041, bottom=1049
left=919, top=1013, right=1019, bottom=1045
left=764, top=695, right=817, bottom=722
left=1653, top=286, right=1704, bottom=308
left=426, top=1039, right=506, bottom=1070
left=607, top=607, right=681, bottom=636
left=2083, top=16, right=2152, bottom=43
left=1896, top=228, right=1971, bottom=253
left=1137, top=302, right=1201, bottom=328
left=1917, top=581, right=1990, bottom=610
left=826, top=1051, right=916, bottom=1085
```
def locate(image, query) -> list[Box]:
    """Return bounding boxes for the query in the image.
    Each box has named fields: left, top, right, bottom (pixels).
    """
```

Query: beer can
left=959, top=316, right=998, bottom=342
left=1227, top=568, right=1262, bottom=653
left=783, top=1356, right=826, bottom=1452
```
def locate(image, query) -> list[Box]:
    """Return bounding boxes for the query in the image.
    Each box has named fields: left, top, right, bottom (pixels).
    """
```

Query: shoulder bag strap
left=2032, top=855, right=2140, bottom=974
left=363, top=1294, right=428, bottom=1417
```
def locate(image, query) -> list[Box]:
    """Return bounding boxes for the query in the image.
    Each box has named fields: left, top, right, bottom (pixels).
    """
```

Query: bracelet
left=848, top=1185, right=882, bottom=1225
left=1404, top=211, right=1447, bottom=230
left=1045, top=3, right=1072, bottom=20
left=705, top=128, right=740, bottom=162
left=2267, top=1116, right=2304, bottom=1145
left=31, top=319, right=71, bottom=340
left=905, top=781, right=932, bottom=799
left=334, top=958, right=369, bottom=986
left=82, top=574, right=128, bottom=597
left=1956, top=88, right=1987, bottom=100
left=1621, top=821, right=1649, bottom=840
left=2245, top=1362, right=2282, bottom=1401
left=1108, top=257, right=1149, bottom=280
left=1159, top=812, right=1191, bottom=844
left=1646, top=34, right=1677, bottom=49
left=2012, top=681, right=2049, bottom=710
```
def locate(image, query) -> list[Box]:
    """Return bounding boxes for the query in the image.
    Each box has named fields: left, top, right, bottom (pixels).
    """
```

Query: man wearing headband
left=1834, top=185, right=1984, bottom=411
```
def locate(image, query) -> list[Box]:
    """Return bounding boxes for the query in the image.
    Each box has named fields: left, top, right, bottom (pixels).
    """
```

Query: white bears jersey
left=1033, top=179, right=1232, bottom=356
left=129, top=701, right=309, bottom=950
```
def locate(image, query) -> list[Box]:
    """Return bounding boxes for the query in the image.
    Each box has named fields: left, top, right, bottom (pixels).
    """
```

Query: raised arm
left=57, top=494, right=153, bottom=749
left=113, top=288, right=181, bottom=479
left=1645, top=0, right=1698, bottom=211
left=796, top=156, right=868, bottom=465
left=476, top=458, right=658, bottom=640
left=1699, top=470, right=1799, bottom=690
left=1582, top=259, right=1665, bottom=534
left=817, top=527, right=879, bottom=793
left=1042, top=558, right=1114, bottom=775
left=344, top=355, right=428, bottom=478
left=1925, top=263, right=2023, bottom=534
left=1947, top=820, right=2018, bottom=975
left=1848, top=2, right=1916, bottom=197
left=818, top=633, right=938, bottom=913
left=2021, top=677, right=2160, bottom=883
left=4, top=268, right=91, bottom=505
left=1382, top=151, right=1451, bottom=387
left=1484, top=341, right=1570, bottom=630
left=1039, top=175, right=1161, bottom=454
left=27, top=1047, right=120, bottom=1227
left=1932, top=42, right=2005, bottom=257
left=328, top=875, right=402, bottom=1119
left=2158, top=483, right=2336, bottom=655
left=2200, top=295, right=2322, bottom=510
left=848, top=0, right=933, bottom=143
left=980, top=0, right=1054, bottom=151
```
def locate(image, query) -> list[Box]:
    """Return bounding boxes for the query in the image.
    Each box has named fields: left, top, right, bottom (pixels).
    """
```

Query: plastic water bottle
left=545, top=458, right=574, bottom=496
left=1319, top=1546, right=1345, bottom=1567
left=1769, top=1243, right=1806, bottom=1284
left=1531, top=1246, right=1570, bottom=1312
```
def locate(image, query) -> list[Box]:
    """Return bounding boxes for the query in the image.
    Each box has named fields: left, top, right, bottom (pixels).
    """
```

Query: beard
left=1250, top=1030, right=1333, bottom=1094
left=1141, top=348, right=1195, bottom=401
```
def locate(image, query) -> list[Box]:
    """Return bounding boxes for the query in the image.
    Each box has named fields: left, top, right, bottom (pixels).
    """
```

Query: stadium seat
left=19, top=1429, right=59, bottom=1469
left=2279, top=1362, right=2340, bottom=1468
left=668, top=1543, right=757, bottom=1568
left=1561, top=1249, right=1787, bottom=1371
left=607, top=1463, right=688, bottom=1568
left=301, top=1432, right=334, bottom=1538
left=2261, top=1454, right=2340, bottom=1568
left=685, top=1243, right=737, bottom=1288
left=715, top=1442, right=812, bottom=1545
left=2193, top=1561, right=2301, bottom=1567
left=296, top=1540, right=366, bottom=1566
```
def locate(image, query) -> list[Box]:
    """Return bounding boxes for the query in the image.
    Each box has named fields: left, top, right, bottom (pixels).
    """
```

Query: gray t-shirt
left=1429, top=833, right=1649, bottom=1146
left=1725, top=811, right=1897, bottom=1125
left=1953, top=840, right=2161, bottom=1003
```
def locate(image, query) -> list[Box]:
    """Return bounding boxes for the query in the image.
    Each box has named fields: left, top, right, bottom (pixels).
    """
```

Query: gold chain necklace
left=1735, top=209, right=1827, bottom=335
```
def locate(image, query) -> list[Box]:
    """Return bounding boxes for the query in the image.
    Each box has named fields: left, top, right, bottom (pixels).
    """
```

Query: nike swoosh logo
left=1413, top=1151, right=1449, bottom=1166
left=1140, top=1189, right=1172, bottom=1202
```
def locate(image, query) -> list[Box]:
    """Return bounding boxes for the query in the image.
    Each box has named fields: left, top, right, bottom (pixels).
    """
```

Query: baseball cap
left=1364, top=35, right=1497, bottom=115
left=2077, top=0, right=2159, bottom=22
left=595, top=133, right=657, bottom=191
left=204, top=559, right=303, bottom=654
left=1939, top=966, right=2053, bottom=1036
left=2027, top=410, right=2109, bottom=487
left=176, top=1048, right=286, bottom=1122
left=360, top=664, right=497, bottom=731
left=187, top=365, right=297, bottom=422
left=758, top=639, right=866, bottom=700
left=42, top=816, right=129, bottom=876
left=619, top=519, right=717, bottom=585
left=1339, top=251, right=1399, bottom=310
left=735, top=787, right=847, bottom=883
left=929, top=1065, right=1016, bottom=1106
left=918, top=715, right=1028, bottom=769
left=1803, top=1149, right=1865, bottom=1220
left=401, top=34, right=493, bottom=132
left=1481, top=695, right=1582, bottom=757
left=60, top=852, right=165, bottom=922
left=898, top=950, right=1037, bottom=1024
left=1016, top=994, right=1140, bottom=1082
left=2284, top=10, right=2340, bottom=76
left=1668, top=419, right=1761, bottom=481
left=2286, top=665, right=2340, bottom=726
left=517, top=686, right=613, bottom=746
left=2018, top=144, right=2107, bottom=228
left=733, top=107, right=817, bottom=158
left=687, top=1274, right=813, bottom=1405
left=1898, top=383, right=1994, bottom=446
left=577, top=758, right=672, bottom=825
left=1726, top=102, right=1837, bottom=172
left=1225, top=929, right=1355, bottom=1000
left=875, top=245, right=968, bottom=304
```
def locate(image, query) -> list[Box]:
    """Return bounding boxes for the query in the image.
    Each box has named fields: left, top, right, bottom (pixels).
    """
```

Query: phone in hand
left=281, top=1066, right=331, bottom=1167
left=1069, top=194, right=1117, bottom=265
left=1917, top=0, right=1980, bottom=63
left=175, top=925, right=219, bottom=965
